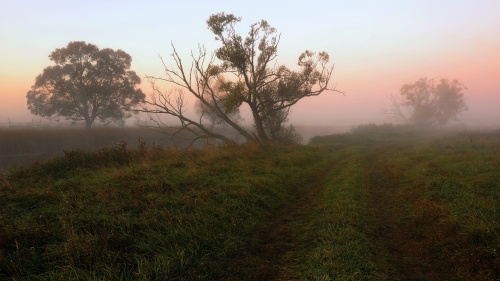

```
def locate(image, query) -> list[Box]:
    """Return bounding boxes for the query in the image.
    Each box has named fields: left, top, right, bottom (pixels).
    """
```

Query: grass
left=291, top=146, right=383, bottom=280
left=0, top=126, right=225, bottom=171
left=1, top=126, right=499, bottom=280
left=281, top=128, right=498, bottom=280
left=0, top=142, right=332, bottom=280
left=309, top=123, right=448, bottom=145
left=381, top=134, right=500, bottom=279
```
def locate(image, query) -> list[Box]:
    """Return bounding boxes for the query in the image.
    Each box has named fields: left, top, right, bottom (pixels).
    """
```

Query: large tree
left=27, top=41, right=145, bottom=128
left=389, top=77, right=467, bottom=127
left=142, top=13, right=339, bottom=144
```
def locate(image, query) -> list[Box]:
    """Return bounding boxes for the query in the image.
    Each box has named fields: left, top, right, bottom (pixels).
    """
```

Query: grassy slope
left=0, top=143, right=334, bottom=280
left=1, top=130, right=499, bottom=280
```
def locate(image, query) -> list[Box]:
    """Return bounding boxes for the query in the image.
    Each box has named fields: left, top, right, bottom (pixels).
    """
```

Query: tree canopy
left=27, top=41, right=145, bottom=128
left=142, top=13, right=339, bottom=144
left=390, top=77, right=467, bottom=127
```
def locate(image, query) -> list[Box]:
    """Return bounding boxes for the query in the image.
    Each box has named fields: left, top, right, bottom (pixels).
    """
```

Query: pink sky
left=1, top=0, right=499, bottom=129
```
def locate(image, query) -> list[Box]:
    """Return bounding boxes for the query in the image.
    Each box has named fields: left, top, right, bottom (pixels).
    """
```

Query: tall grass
left=0, top=142, right=333, bottom=280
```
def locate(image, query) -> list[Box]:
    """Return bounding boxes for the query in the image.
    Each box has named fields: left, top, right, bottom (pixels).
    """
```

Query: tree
left=194, top=77, right=243, bottom=130
left=27, top=41, right=145, bottom=128
left=142, top=13, right=339, bottom=144
left=389, top=77, right=467, bottom=127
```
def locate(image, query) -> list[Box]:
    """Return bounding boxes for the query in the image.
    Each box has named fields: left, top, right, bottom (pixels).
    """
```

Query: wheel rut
left=218, top=153, right=348, bottom=281
left=366, top=145, right=457, bottom=281
left=219, top=144, right=462, bottom=280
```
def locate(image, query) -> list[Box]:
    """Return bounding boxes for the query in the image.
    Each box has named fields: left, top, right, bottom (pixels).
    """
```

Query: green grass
left=381, top=135, right=500, bottom=279
left=0, top=143, right=332, bottom=280
left=1, top=129, right=499, bottom=280
left=287, top=129, right=498, bottom=280
left=0, top=126, right=221, bottom=171
left=291, top=146, right=383, bottom=280
left=309, top=123, right=448, bottom=146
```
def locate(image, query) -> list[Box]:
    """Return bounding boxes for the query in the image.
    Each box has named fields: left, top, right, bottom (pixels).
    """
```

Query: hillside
left=1, top=131, right=499, bottom=280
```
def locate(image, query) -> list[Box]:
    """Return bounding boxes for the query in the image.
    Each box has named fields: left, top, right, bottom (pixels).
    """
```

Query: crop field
left=0, top=128, right=498, bottom=280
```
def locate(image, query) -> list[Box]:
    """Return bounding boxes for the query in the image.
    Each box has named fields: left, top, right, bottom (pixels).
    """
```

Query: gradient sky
left=1, top=0, right=499, bottom=128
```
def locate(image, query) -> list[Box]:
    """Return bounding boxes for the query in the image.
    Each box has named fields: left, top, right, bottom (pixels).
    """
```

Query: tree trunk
left=85, top=118, right=93, bottom=129
left=251, top=109, right=269, bottom=142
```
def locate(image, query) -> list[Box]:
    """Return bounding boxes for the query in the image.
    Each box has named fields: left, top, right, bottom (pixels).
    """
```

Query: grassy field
left=0, top=125, right=338, bottom=171
left=0, top=126, right=226, bottom=171
left=0, top=128, right=498, bottom=280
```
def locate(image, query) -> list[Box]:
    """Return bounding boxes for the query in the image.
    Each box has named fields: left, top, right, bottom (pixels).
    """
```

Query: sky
left=1, top=0, right=499, bottom=129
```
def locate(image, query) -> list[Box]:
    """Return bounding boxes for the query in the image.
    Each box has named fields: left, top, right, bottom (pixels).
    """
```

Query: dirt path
left=366, top=146, right=457, bottom=280
left=218, top=157, right=343, bottom=280
left=219, top=145, right=463, bottom=280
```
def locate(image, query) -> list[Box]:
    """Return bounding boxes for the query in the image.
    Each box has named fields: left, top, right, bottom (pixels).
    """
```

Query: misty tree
left=389, top=77, right=467, bottom=127
left=26, top=41, right=145, bottom=128
left=142, top=13, right=340, bottom=144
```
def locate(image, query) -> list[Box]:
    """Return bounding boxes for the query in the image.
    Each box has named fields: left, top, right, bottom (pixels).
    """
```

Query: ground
left=219, top=141, right=498, bottom=280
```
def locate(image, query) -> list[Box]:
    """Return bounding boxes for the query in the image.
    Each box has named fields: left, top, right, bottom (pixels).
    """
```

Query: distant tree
left=389, top=77, right=467, bottom=127
left=141, top=13, right=340, bottom=144
left=26, top=41, right=145, bottom=128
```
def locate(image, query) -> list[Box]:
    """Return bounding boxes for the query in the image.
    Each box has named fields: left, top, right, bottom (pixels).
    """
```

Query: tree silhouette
left=142, top=13, right=340, bottom=144
left=27, top=41, right=145, bottom=128
left=391, top=78, right=467, bottom=127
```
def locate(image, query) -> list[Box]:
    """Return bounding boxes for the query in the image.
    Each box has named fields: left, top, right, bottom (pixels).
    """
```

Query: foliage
left=142, top=13, right=339, bottom=144
left=194, top=77, right=243, bottom=129
left=389, top=77, right=467, bottom=127
left=26, top=41, right=145, bottom=128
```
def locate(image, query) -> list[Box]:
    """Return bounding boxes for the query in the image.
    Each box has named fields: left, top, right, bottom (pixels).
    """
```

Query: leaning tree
left=142, top=13, right=340, bottom=144
left=389, top=77, right=467, bottom=127
left=27, top=41, right=145, bottom=128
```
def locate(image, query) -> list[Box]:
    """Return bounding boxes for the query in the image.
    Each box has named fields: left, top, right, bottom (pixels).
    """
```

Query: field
left=0, top=125, right=342, bottom=171
left=0, top=127, right=499, bottom=280
left=0, top=126, right=240, bottom=171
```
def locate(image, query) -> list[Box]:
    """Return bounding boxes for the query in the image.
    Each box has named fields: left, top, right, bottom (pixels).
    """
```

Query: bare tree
left=388, top=77, right=467, bottom=128
left=387, top=92, right=409, bottom=124
left=141, top=13, right=340, bottom=144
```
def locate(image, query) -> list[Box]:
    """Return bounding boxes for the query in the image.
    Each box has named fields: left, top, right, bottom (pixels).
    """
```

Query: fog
left=1, top=1, right=500, bottom=170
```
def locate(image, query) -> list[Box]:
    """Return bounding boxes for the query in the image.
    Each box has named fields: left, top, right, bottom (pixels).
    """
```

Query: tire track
left=218, top=150, right=353, bottom=280
left=366, top=145, right=457, bottom=280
